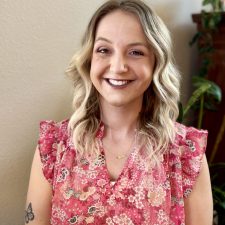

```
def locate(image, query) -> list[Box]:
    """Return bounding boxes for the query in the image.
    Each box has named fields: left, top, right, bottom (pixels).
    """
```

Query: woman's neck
left=99, top=99, right=142, bottom=137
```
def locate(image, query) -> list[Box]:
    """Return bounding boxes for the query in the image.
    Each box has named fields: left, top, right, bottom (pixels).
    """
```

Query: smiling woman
left=90, top=10, right=155, bottom=109
left=25, top=0, right=213, bottom=224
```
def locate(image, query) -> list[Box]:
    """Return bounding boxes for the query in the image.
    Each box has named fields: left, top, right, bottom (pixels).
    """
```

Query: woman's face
left=90, top=10, right=155, bottom=109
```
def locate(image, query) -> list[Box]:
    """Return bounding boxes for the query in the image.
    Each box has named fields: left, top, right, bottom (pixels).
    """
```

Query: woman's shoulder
left=169, top=123, right=209, bottom=198
left=173, top=122, right=208, bottom=148
left=38, top=119, right=71, bottom=185
left=40, top=118, right=69, bottom=132
left=39, top=119, right=70, bottom=142
left=166, top=122, right=208, bottom=161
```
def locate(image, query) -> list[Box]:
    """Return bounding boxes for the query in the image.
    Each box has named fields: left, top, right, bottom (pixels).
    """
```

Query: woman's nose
left=110, top=52, right=128, bottom=74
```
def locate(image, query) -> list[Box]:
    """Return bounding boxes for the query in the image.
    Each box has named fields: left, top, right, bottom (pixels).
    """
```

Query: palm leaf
left=193, top=76, right=222, bottom=102
left=183, top=83, right=211, bottom=116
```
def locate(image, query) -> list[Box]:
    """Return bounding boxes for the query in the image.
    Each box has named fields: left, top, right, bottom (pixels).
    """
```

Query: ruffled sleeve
left=38, top=120, right=59, bottom=185
left=176, top=123, right=208, bottom=198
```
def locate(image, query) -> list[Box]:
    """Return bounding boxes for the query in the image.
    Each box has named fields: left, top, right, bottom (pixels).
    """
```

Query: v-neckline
left=100, top=142, right=139, bottom=189
left=100, top=141, right=139, bottom=188
left=96, top=122, right=140, bottom=188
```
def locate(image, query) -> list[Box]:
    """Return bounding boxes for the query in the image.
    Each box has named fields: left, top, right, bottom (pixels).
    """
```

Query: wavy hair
left=66, top=0, right=180, bottom=161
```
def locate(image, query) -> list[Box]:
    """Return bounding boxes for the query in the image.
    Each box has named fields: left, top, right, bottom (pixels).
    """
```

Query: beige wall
left=0, top=0, right=201, bottom=224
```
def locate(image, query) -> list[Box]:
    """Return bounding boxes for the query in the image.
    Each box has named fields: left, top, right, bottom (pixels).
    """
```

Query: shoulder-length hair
left=66, top=0, right=180, bottom=161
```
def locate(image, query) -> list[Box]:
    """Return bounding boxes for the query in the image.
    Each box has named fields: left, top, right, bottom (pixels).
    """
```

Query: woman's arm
left=184, top=154, right=213, bottom=225
left=25, top=147, right=52, bottom=225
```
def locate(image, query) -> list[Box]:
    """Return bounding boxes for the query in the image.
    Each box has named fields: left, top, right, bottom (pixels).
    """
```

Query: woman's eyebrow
left=95, top=37, right=149, bottom=48
left=95, top=37, right=112, bottom=44
left=127, top=42, right=149, bottom=49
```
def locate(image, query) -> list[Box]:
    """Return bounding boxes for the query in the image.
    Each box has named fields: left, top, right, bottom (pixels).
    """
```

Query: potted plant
left=190, top=0, right=225, bottom=156
left=179, top=0, right=225, bottom=224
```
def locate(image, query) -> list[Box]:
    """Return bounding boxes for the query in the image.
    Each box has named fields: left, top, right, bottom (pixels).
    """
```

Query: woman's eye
left=96, top=48, right=110, bottom=54
left=130, top=50, right=144, bottom=56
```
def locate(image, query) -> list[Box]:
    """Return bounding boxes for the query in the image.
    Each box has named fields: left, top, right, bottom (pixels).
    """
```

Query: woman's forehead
left=95, top=10, right=148, bottom=45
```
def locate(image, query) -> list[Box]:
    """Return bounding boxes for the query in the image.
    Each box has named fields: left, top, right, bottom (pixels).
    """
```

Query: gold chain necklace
left=115, top=154, right=128, bottom=160
left=100, top=129, right=138, bottom=160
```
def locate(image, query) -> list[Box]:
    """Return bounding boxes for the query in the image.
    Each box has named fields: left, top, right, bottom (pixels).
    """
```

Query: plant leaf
left=202, top=0, right=213, bottom=6
left=183, top=83, right=211, bottom=116
left=189, top=32, right=202, bottom=46
left=207, top=83, right=222, bottom=102
left=192, top=76, right=207, bottom=87
left=192, top=76, right=222, bottom=102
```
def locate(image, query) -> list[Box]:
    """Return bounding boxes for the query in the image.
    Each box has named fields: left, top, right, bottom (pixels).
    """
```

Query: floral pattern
left=38, top=120, right=208, bottom=224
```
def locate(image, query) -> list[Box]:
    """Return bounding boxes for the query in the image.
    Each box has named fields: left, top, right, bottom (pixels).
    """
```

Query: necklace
left=99, top=129, right=138, bottom=160
left=115, top=154, right=128, bottom=160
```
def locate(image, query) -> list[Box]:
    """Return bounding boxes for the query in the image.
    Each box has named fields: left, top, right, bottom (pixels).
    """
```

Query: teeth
left=108, top=79, right=130, bottom=86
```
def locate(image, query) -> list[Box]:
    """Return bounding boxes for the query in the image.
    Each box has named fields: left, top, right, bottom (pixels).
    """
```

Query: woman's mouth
left=106, top=79, right=133, bottom=87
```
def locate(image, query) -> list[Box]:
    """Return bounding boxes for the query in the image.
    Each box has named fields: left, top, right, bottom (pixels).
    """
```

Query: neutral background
left=0, top=0, right=202, bottom=224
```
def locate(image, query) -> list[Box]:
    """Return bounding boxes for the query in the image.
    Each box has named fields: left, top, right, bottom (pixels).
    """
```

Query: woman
left=25, top=0, right=213, bottom=224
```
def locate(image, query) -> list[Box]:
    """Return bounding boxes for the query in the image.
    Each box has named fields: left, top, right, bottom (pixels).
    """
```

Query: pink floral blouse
left=38, top=119, right=208, bottom=225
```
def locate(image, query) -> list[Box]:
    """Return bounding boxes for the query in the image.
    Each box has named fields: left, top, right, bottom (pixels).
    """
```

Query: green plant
left=179, top=1, right=225, bottom=224
left=202, top=0, right=224, bottom=12
left=185, top=1, right=224, bottom=127
left=178, top=77, right=224, bottom=224
left=189, top=0, right=224, bottom=83
left=182, top=76, right=221, bottom=128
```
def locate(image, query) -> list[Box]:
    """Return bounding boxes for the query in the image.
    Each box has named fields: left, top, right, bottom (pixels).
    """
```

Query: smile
left=106, top=79, right=133, bottom=87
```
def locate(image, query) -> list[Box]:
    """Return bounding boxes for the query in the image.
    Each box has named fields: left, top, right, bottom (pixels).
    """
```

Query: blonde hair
left=66, top=0, right=180, bottom=160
